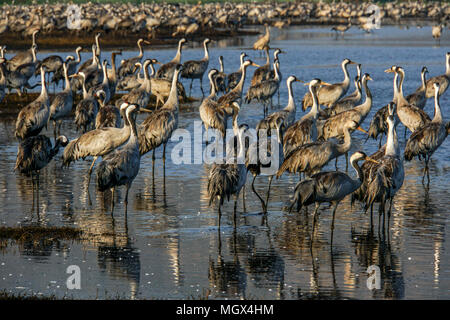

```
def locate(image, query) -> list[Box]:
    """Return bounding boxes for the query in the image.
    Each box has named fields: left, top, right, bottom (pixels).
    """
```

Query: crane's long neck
left=101, top=63, right=108, bottom=86
left=421, top=70, right=427, bottom=91
left=111, top=53, right=118, bottom=80
left=342, top=62, right=350, bottom=88
left=392, top=71, right=399, bottom=102
left=39, top=69, right=47, bottom=100
left=76, top=49, right=81, bottom=63
left=285, top=79, right=296, bottom=112
left=203, top=41, right=209, bottom=61
left=31, top=47, right=37, bottom=62
left=143, top=63, right=151, bottom=92
left=397, top=70, right=407, bottom=104
left=208, top=73, right=217, bottom=97
left=163, top=69, right=179, bottom=110
left=138, top=41, right=144, bottom=58
left=432, top=87, right=443, bottom=123
left=81, top=76, right=88, bottom=99
left=127, top=110, right=139, bottom=147
left=357, top=77, right=372, bottom=114
left=149, top=63, right=156, bottom=78
left=265, top=48, right=270, bottom=65
left=95, top=36, right=100, bottom=57
left=337, top=126, right=352, bottom=154
left=63, top=66, right=70, bottom=92
left=385, top=119, right=397, bottom=156
left=219, top=57, right=224, bottom=73
left=173, top=42, right=183, bottom=64
left=236, top=64, right=248, bottom=93
left=273, top=61, right=279, bottom=81
left=351, top=158, right=364, bottom=182
left=309, top=85, right=320, bottom=118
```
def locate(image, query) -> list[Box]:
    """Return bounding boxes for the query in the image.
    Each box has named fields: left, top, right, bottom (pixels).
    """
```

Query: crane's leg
left=345, top=152, right=349, bottom=172
left=53, top=120, right=57, bottom=141
left=87, top=156, right=98, bottom=180
left=242, top=185, right=247, bottom=213
left=330, top=201, right=339, bottom=246
left=233, top=194, right=238, bottom=228
left=152, top=148, right=156, bottom=180
left=335, top=156, right=339, bottom=171
left=265, top=176, right=273, bottom=212
left=36, top=172, right=40, bottom=219
left=110, top=187, right=115, bottom=214
left=218, top=204, right=222, bottom=229
left=252, top=175, right=267, bottom=213
left=58, top=120, right=63, bottom=136
left=205, top=125, right=209, bottom=145
left=200, top=78, right=204, bottom=98
left=163, top=143, right=167, bottom=177
left=311, top=202, right=320, bottom=240
left=189, top=79, right=193, bottom=97
left=378, top=134, right=382, bottom=148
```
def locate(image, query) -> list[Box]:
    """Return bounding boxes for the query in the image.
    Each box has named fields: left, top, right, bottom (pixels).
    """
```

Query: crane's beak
left=69, top=74, right=78, bottom=78
left=356, top=126, right=368, bottom=134
left=365, top=156, right=380, bottom=164
left=295, top=79, right=305, bottom=83
left=251, top=62, right=260, bottom=67
left=384, top=67, right=395, bottom=73
left=140, top=107, right=153, bottom=113
left=366, top=75, right=373, bottom=81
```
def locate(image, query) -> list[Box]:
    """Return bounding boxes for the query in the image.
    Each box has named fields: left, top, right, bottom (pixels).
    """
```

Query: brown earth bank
left=0, top=1, right=448, bottom=50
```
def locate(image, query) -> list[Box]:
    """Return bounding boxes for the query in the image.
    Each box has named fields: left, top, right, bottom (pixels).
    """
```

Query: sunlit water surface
left=0, top=26, right=449, bottom=299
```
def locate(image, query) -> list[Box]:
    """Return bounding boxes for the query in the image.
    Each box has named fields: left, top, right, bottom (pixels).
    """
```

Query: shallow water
left=0, top=25, right=449, bottom=300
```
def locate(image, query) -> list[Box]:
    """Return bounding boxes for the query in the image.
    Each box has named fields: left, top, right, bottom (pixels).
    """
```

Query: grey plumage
left=15, top=67, right=49, bottom=140
left=424, top=52, right=450, bottom=98
left=49, top=62, right=73, bottom=138
left=181, top=38, right=210, bottom=97
left=15, top=135, right=69, bottom=176
left=117, top=39, right=149, bottom=79
left=226, top=52, right=247, bottom=92
left=95, top=90, right=121, bottom=129
left=97, top=104, right=141, bottom=210
left=155, top=38, right=186, bottom=80
left=74, top=72, right=99, bottom=133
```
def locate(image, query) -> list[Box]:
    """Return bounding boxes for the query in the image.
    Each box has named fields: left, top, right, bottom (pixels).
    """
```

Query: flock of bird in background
left=1, top=29, right=449, bottom=242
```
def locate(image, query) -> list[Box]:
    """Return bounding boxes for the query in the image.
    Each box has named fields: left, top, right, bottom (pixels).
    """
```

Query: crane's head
left=287, top=75, right=304, bottom=85
left=56, top=135, right=69, bottom=148
left=351, top=151, right=379, bottom=164
left=343, top=58, right=356, bottom=66
left=422, top=66, right=429, bottom=75
left=65, top=55, right=75, bottom=62
left=362, top=73, right=373, bottom=82
left=433, top=82, right=440, bottom=93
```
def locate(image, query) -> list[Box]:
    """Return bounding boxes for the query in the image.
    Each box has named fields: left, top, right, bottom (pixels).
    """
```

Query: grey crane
left=181, top=38, right=211, bottom=97
left=213, top=55, right=228, bottom=94
left=148, top=59, right=186, bottom=108
left=97, top=104, right=141, bottom=212
left=62, top=102, right=132, bottom=180
left=247, top=114, right=285, bottom=213
left=51, top=47, right=83, bottom=87
left=95, top=90, right=121, bottom=129
left=208, top=108, right=248, bottom=226
left=217, top=59, right=259, bottom=109
left=425, top=52, right=450, bottom=98
left=324, top=64, right=363, bottom=117
left=386, top=66, right=430, bottom=134
left=301, top=58, right=357, bottom=110
left=288, top=151, right=378, bottom=244
left=405, top=82, right=450, bottom=183
left=15, top=67, right=49, bottom=140
left=199, top=69, right=239, bottom=144
left=35, top=54, right=63, bottom=87
left=6, top=30, right=38, bottom=71
left=253, top=24, right=270, bottom=51
left=117, top=39, right=150, bottom=79
left=15, top=134, right=69, bottom=206
left=72, top=72, right=99, bottom=133
left=226, top=52, right=248, bottom=92
left=364, top=103, right=404, bottom=231
left=318, top=73, right=373, bottom=168
left=0, top=57, right=37, bottom=96
left=77, top=33, right=101, bottom=72
left=245, top=59, right=281, bottom=116
left=106, top=51, right=121, bottom=98
left=138, top=64, right=182, bottom=177
left=277, top=120, right=363, bottom=178
left=256, top=75, right=303, bottom=136
left=89, top=59, right=111, bottom=103
left=119, top=59, right=152, bottom=109
left=406, top=66, right=428, bottom=110
left=49, top=62, right=73, bottom=139
left=250, top=48, right=284, bottom=86
left=155, top=38, right=186, bottom=80
left=116, top=62, right=144, bottom=92
left=282, top=79, right=328, bottom=157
